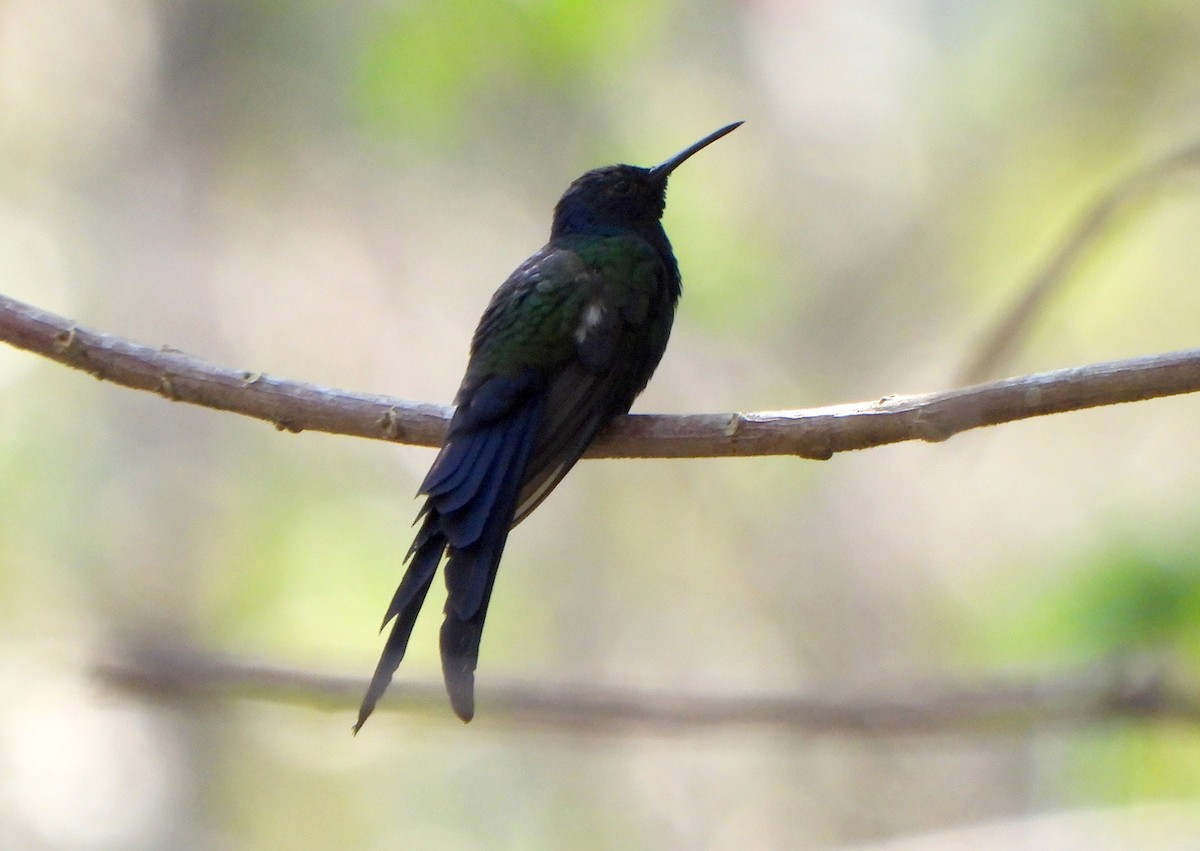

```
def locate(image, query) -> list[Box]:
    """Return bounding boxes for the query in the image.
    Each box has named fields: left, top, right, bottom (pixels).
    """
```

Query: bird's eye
left=613, top=180, right=632, bottom=195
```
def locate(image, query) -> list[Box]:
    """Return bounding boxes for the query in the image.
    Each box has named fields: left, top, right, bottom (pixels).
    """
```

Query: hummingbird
left=354, top=121, right=742, bottom=731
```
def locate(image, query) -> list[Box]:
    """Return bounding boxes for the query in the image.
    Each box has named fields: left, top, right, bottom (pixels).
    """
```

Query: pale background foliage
left=2, top=1, right=1200, bottom=848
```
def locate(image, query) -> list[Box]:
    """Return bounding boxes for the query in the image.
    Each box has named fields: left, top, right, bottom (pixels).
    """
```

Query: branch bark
left=3, top=292, right=1199, bottom=460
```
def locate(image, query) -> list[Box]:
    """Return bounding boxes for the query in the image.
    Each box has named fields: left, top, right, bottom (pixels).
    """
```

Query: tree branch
left=958, top=139, right=1200, bottom=384
left=95, top=647, right=1200, bottom=735
left=3, top=292, right=1200, bottom=460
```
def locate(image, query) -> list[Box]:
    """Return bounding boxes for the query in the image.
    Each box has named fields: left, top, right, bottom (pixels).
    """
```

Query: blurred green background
left=3, top=1, right=1200, bottom=848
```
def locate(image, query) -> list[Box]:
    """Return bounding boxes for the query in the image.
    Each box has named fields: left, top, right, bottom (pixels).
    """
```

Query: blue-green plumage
left=355, top=122, right=741, bottom=730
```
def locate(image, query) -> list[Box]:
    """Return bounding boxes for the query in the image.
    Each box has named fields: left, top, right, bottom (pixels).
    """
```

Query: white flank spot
left=574, top=302, right=605, bottom=344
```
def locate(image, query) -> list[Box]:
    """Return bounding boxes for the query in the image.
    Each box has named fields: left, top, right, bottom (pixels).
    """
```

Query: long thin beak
left=648, top=121, right=743, bottom=183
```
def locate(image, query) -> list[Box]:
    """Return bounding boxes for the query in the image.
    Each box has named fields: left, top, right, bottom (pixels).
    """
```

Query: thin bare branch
left=958, top=140, right=1200, bottom=385
left=95, top=648, right=1200, bottom=735
left=0, top=293, right=450, bottom=445
left=3, top=293, right=1200, bottom=461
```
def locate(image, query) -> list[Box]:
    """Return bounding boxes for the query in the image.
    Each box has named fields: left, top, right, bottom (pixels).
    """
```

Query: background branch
left=4, top=292, right=1200, bottom=461
left=958, top=139, right=1200, bottom=384
left=95, top=646, right=1200, bottom=735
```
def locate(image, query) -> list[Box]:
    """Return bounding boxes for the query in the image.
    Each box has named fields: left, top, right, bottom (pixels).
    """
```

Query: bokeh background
left=3, top=1, right=1200, bottom=848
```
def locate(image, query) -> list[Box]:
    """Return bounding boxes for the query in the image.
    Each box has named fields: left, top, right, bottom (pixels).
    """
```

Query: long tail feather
left=439, top=485, right=521, bottom=721
left=353, top=526, right=444, bottom=733
left=438, top=399, right=542, bottom=721
left=356, top=392, right=544, bottom=729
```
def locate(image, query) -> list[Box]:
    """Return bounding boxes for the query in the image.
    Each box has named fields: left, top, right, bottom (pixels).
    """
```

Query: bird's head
left=552, top=164, right=666, bottom=236
left=550, top=122, right=742, bottom=239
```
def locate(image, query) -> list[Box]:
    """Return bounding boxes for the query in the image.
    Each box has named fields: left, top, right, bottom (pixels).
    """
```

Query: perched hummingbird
left=355, top=121, right=742, bottom=731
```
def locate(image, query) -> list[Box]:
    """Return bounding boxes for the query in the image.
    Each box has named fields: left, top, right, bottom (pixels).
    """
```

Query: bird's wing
left=433, top=235, right=669, bottom=519
left=510, top=234, right=675, bottom=523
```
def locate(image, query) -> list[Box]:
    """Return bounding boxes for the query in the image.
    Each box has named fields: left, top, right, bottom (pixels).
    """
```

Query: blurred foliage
left=966, top=539, right=1200, bottom=805
left=980, top=541, right=1200, bottom=665
left=355, top=0, right=664, bottom=142
left=1067, top=548, right=1200, bottom=656
left=3, top=0, right=1200, bottom=848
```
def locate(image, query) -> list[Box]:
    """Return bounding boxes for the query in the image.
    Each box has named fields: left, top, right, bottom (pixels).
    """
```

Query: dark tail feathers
left=355, top=395, right=543, bottom=730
